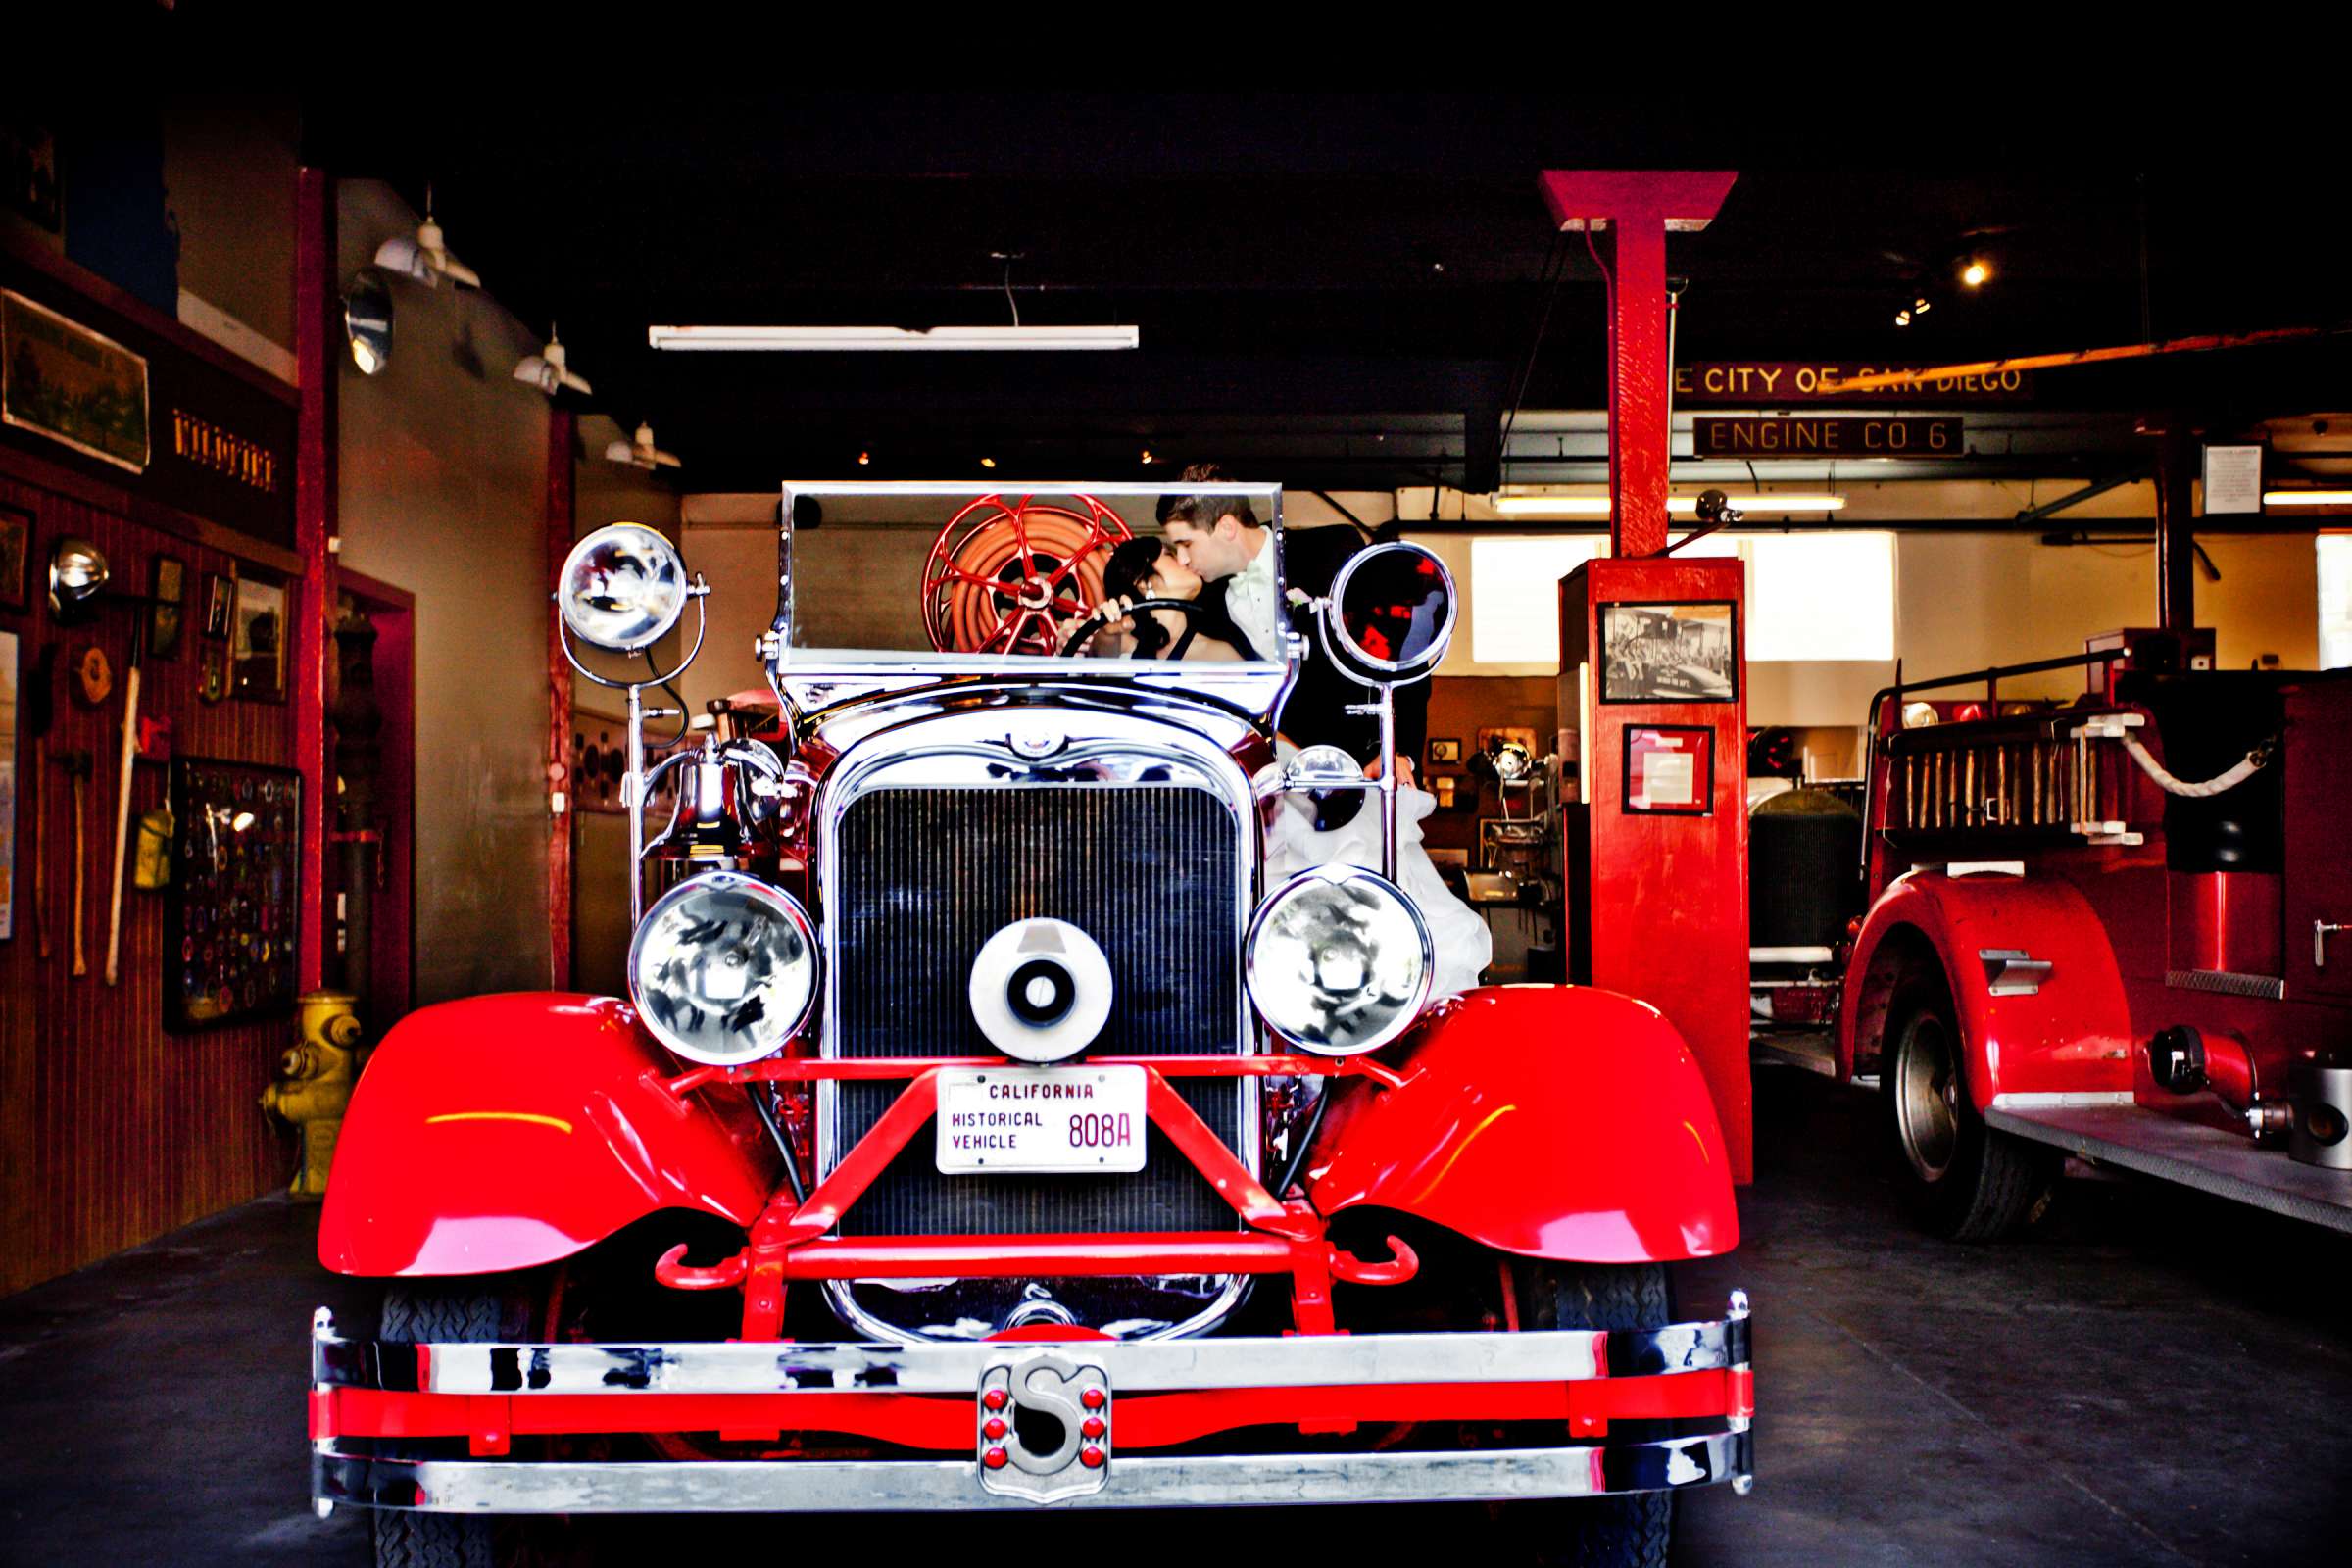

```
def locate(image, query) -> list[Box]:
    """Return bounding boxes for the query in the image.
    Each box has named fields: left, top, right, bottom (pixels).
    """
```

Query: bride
left=1084, top=534, right=1491, bottom=998
left=1095, top=536, right=1262, bottom=662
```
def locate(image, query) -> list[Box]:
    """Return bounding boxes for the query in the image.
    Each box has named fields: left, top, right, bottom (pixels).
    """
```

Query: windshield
left=774, top=481, right=1289, bottom=668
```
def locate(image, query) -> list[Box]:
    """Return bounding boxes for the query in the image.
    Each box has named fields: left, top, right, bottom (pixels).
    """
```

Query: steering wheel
left=1056, top=597, right=1218, bottom=658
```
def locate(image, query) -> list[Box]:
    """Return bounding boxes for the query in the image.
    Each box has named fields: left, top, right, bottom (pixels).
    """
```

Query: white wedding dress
left=1262, top=778, right=1493, bottom=1002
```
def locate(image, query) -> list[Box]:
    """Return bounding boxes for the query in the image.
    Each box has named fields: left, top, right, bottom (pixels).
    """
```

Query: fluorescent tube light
left=649, top=324, right=1139, bottom=352
left=2265, top=490, right=2352, bottom=506
left=1494, top=495, right=1613, bottom=517
left=1494, top=493, right=1847, bottom=518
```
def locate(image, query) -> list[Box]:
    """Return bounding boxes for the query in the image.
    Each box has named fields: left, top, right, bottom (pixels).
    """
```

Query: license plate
left=935, top=1066, right=1149, bottom=1174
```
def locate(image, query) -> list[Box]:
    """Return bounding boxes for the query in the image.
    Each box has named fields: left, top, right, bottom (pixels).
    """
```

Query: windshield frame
left=768, top=479, right=1296, bottom=673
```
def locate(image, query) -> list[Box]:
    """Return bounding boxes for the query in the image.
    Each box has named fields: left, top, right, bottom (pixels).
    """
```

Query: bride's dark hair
left=1102, top=536, right=1173, bottom=657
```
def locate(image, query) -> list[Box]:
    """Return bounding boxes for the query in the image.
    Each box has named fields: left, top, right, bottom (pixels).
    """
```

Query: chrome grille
left=829, top=785, right=1245, bottom=1237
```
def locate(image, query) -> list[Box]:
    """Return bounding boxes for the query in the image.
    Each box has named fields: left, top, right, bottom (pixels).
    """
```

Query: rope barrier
left=2117, top=733, right=2277, bottom=799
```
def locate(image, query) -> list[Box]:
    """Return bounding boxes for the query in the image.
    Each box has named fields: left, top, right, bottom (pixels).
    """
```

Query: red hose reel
left=921, top=494, right=1132, bottom=656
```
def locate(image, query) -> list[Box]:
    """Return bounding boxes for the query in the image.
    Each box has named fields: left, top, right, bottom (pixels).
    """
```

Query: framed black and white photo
left=0, top=503, right=28, bottom=613
left=229, top=575, right=286, bottom=703
left=149, top=555, right=186, bottom=662
left=1598, top=601, right=1737, bottom=704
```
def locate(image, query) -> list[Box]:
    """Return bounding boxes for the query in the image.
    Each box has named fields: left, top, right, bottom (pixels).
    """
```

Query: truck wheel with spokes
left=1882, top=973, right=2055, bottom=1241
left=1500, top=1258, right=1677, bottom=1568
left=371, top=1275, right=554, bottom=1568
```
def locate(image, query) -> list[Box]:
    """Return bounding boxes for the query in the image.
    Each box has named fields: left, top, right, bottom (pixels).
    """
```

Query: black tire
left=372, top=1277, right=550, bottom=1568
left=1881, top=974, right=2056, bottom=1242
left=1500, top=1258, right=1677, bottom=1568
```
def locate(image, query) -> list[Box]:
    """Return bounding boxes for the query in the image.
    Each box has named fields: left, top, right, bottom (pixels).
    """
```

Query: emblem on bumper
left=980, top=1350, right=1111, bottom=1502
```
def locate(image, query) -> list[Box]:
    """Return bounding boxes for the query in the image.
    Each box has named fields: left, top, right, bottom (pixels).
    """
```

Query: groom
left=1159, top=467, right=1426, bottom=767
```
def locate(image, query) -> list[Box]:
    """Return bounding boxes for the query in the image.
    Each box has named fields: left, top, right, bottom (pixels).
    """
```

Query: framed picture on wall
left=148, top=555, right=185, bottom=662
left=1599, top=601, right=1738, bottom=704
left=1624, top=724, right=1715, bottom=815
left=1, top=289, right=151, bottom=471
left=0, top=504, right=28, bottom=612
left=1427, top=737, right=1463, bottom=765
left=229, top=575, right=286, bottom=702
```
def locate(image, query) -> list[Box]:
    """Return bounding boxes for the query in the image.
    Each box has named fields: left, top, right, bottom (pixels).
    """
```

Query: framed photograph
left=1624, top=724, right=1715, bottom=815
left=203, top=571, right=235, bottom=639
left=0, top=503, right=28, bottom=612
left=229, top=575, right=286, bottom=703
left=1426, top=737, right=1463, bottom=765
left=1, top=289, right=150, bottom=472
left=148, top=555, right=186, bottom=662
left=1599, top=601, right=1737, bottom=704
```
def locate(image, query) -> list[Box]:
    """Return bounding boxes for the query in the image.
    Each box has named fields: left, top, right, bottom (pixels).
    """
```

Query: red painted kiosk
left=304, top=476, right=1753, bottom=1568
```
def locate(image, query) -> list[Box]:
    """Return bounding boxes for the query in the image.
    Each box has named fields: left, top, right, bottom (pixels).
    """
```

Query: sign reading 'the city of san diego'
left=1676, top=362, right=2033, bottom=404
left=1694, top=416, right=1964, bottom=458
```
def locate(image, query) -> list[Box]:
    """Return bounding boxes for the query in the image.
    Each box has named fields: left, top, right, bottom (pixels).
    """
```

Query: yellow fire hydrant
left=262, top=991, right=365, bottom=1200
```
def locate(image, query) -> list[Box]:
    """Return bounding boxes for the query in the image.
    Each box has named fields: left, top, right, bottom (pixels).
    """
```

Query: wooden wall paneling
left=0, top=466, right=294, bottom=1294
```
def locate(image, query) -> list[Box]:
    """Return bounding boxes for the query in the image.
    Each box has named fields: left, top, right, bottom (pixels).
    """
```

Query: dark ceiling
left=304, top=94, right=2350, bottom=492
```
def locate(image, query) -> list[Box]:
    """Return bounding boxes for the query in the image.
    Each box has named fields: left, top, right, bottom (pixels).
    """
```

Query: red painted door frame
left=545, top=409, right=575, bottom=991
left=293, top=166, right=337, bottom=994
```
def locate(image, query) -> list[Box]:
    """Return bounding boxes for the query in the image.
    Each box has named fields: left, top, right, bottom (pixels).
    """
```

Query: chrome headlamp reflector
left=628, top=870, right=817, bottom=1065
left=558, top=522, right=689, bottom=652
left=1245, top=864, right=1434, bottom=1056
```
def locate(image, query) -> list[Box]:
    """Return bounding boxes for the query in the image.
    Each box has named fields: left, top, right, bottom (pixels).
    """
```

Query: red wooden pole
left=545, top=409, right=576, bottom=991
left=1537, top=172, right=1737, bottom=559
left=293, top=167, right=337, bottom=994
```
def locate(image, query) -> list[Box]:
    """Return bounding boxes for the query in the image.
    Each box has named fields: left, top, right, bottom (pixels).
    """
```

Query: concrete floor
left=4, top=1066, right=2349, bottom=1566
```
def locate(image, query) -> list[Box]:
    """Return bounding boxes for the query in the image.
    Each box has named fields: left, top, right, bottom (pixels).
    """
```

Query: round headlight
left=1245, top=864, right=1434, bottom=1056
left=558, top=522, right=689, bottom=652
left=628, top=870, right=818, bottom=1065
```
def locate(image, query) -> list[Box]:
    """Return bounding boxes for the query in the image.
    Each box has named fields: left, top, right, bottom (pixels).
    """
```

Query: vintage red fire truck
left=307, top=482, right=1754, bottom=1567
left=1792, top=630, right=2352, bottom=1239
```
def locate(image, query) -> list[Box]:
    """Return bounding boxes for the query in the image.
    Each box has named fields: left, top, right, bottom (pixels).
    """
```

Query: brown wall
left=334, top=180, right=556, bottom=1007
left=1420, top=675, right=1557, bottom=856
left=0, top=463, right=295, bottom=1294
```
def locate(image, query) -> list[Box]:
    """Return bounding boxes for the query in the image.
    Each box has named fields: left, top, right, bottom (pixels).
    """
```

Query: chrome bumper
left=310, top=1293, right=1754, bottom=1513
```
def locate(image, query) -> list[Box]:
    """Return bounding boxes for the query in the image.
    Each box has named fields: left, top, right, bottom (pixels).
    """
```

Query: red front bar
left=312, top=1370, right=1747, bottom=1451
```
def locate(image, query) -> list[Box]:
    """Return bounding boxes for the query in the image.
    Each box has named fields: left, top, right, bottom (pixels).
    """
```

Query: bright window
left=2322, top=536, right=2352, bottom=669
left=1467, top=530, right=1894, bottom=667
left=1743, top=532, right=1894, bottom=661
left=1470, top=536, right=1608, bottom=663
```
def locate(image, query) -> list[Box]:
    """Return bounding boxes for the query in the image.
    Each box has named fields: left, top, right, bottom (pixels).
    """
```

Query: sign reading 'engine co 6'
left=1676, top=361, right=2033, bottom=402
left=1695, top=416, right=1963, bottom=458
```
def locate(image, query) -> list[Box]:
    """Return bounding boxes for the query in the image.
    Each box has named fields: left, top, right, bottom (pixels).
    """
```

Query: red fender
left=1306, top=986, right=1739, bottom=1263
left=1838, top=870, right=2133, bottom=1109
left=318, top=994, right=778, bottom=1277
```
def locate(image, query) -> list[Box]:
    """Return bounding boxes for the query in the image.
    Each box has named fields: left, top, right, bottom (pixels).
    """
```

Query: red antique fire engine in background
left=1769, top=627, right=2352, bottom=1240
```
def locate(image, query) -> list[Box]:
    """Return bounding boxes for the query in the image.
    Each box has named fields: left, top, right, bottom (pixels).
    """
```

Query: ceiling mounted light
left=605, top=422, right=681, bottom=471
left=647, top=324, right=1139, bottom=352
left=373, top=187, right=480, bottom=290
left=514, top=324, right=592, bottom=397
left=1961, top=259, right=1992, bottom=288
left=1895, top=309, right=1912, bottom=327
left=1494, top=493, right=1846, bottom=519
left=979, top=456, right=997, bottom=469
